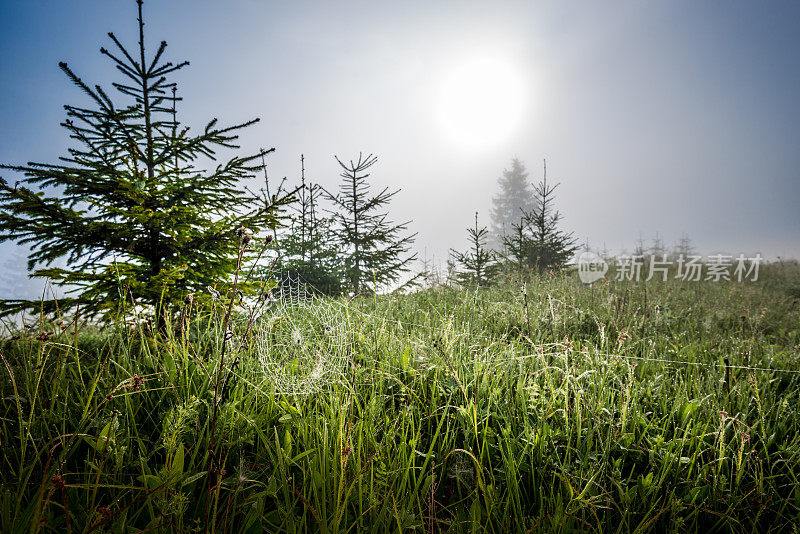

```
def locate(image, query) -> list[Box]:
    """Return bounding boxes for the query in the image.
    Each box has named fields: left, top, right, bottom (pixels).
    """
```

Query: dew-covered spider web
left=253, top=271, right=351, bottom=394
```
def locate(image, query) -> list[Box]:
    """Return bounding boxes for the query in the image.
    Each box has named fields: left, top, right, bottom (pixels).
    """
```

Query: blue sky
left=1, top=0, right=799, bottom=295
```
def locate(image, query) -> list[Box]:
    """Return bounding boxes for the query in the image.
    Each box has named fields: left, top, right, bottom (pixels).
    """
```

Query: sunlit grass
left=1, top=261, right=799, bottom=532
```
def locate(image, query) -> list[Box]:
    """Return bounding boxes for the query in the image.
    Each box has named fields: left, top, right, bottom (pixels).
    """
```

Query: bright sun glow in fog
left=436, top=55, right=527, bottom=150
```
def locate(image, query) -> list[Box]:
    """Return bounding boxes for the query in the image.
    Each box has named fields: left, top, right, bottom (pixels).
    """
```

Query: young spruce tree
left=278, top=155, right=343, bottom=295
left=503, top=160, right=578, bottom=272
left=450, top=211, right=498, bottom=287
left=0, top=0, right=291, bottom=322
left=323, top=153, right=416, bottom=295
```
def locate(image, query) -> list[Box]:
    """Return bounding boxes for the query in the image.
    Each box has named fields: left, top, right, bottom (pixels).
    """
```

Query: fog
left=1, top=0, right=798, bottom=298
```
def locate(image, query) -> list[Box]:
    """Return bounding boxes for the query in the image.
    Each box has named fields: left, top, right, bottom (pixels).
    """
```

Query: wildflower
left=184, top=293, right=194, bottom=306
left=265, top=234, right=274, bottom=244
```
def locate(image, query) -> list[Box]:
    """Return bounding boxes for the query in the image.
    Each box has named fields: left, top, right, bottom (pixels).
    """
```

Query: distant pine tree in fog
left=490, top=158, right=537, bottom=251
left=502, top=160, right=578, bottom=272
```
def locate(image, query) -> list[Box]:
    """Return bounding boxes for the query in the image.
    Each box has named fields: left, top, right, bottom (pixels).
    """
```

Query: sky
left=1, top=0, right=799, bottom=297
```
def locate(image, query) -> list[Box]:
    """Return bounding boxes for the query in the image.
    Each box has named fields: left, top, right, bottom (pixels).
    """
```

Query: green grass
left=1, top=261, right=799, bottom=533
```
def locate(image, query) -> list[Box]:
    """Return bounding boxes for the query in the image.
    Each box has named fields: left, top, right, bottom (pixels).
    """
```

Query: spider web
left=253, top=271, right=351, bottom=394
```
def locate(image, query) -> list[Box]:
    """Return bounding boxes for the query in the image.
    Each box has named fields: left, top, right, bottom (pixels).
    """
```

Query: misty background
left=1, top=0, right=798, bottom=298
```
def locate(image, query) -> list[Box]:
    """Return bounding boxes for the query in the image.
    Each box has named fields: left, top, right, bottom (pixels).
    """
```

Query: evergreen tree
left=278, top=155, right=343, bottom=295
left=502, top=160, right=578, bottom=272
left=490, top=157, right=536, bottom=249
left=671, top=233, right=695, bottom=261
left=323, top=153, right=416, bottom=295
left=450, top=212, right=498, bottom=287
left=649, top=233, right=666, bottom=258
left=503, top=216, right=531, bottom=269
left=633, top=233, right=647, bottom=257
left=0, top=0, right=292, bottom=322
left=290, top=154, right=313, bottom=261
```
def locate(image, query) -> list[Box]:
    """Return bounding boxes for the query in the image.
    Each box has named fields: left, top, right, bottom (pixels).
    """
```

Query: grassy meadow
left=1, top=261, right=800, bottom=533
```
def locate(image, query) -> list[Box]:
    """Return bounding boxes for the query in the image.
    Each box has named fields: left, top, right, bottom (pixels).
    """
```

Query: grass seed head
left=50, top=475, right=65, bottom=491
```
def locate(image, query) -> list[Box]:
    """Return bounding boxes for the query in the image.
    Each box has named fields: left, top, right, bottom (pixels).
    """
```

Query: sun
left=436, top=55, right=527, bottom=150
